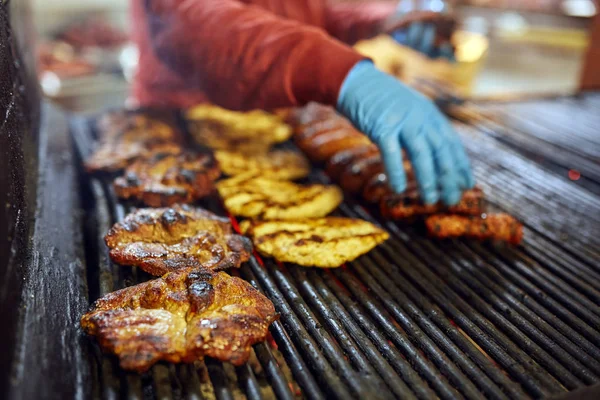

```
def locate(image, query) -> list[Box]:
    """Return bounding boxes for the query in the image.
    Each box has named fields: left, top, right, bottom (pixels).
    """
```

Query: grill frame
left=16, top=96, right=599, bottom=400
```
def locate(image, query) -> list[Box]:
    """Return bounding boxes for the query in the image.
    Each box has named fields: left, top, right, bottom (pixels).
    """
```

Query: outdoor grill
left=48, top=94, right=600, bottom=400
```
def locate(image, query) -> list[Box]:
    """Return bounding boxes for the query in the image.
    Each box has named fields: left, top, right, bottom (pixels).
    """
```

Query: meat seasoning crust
left=240, top=218, right=389, bottom=268
left=113, top=151, right=221, bottom=207
left=81, top=267, right=278, bottom=372
left=105, top=205, right=252, bottom=276
left=425, top=214, right=524, bottom=244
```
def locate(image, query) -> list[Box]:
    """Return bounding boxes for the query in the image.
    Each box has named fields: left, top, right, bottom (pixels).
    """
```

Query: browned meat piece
left=288, top=102, right=337, bottom=127
left=425, top=214, right=523, bottom=244
left=81, top=267, right=278, bottom=372
left=362, top=163, right=416, bottom=204
left=305, top=130, right=372, bottom=162
left=325, top=144, right=379, bottom=180
left=105, top=205, right=252, bottom=276
left=113, top=151, right=221, bottom=207
left=85, top=115, right=184, bottom=173
left=295, top=118, right=352, bottom=143
left=381, top=187, right=485, bottom=220
left=340, top=153, right=386, bottom=194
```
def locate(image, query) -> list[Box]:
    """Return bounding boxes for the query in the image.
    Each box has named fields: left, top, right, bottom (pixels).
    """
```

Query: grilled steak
left=217, top=174, right=343, bottom=219
left=105, top=205, right=252, bottom=276
left=425, top=214, right=524, bottom=244
left=214, top=149, right=310, bottom=181
left=113, top=151, right=221, bottom=207
left=240, top=218, right=389, bottom=268
left=81, top=267, right=278, bottom=372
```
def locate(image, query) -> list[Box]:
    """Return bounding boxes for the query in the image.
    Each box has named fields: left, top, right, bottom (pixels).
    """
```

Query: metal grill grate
left=69, top=98, right=600, bottom=399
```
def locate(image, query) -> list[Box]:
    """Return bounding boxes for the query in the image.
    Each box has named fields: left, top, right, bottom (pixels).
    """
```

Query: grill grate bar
left=342, top=203, right=563, bottom=398
left=358, top=250, right=530, bottom=400
left=263, top=259, right=391, bottom=400
left=410, top=238, right=599, bottom=384
left=520, top=239, right=600, bottom=299
left=246, top=258, right=356, bottom=400
left=332, top=268, right=464, bottom=400
left=239, top=265, right=327, bottom=400
left=302, top=268, right=419, bottom=400
left=235, top=363, right=265, bottom=400
left=206, top=359, right=235, bottom=400
left=448, top=241, right=600, bottom=371
left=469, top=243, right=600, bottom=335
left=348, top=258, right=510, bottom=400
left=252, top=342, right=295, bottom=400
left=287, top=266, right=414, bottom=399
left=392, top=233, right=588, bottom=389
left=318, top=269, right=440, bottom=400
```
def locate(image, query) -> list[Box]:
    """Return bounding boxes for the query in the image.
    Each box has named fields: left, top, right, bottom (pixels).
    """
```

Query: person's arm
left=145, top=0, right=364, bottom=111
left=324, top=1, right=397, bottom=45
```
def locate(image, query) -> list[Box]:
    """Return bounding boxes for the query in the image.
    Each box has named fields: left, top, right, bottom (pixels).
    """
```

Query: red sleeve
left=324, top=1, right=397, bottom=45
left=145, top=0, right=365, bottom=111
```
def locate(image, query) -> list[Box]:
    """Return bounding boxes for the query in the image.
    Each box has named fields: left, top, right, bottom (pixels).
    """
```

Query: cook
left=130, top=0, right=475, bottom=205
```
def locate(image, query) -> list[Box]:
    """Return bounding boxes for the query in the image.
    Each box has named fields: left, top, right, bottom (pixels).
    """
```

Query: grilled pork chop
left=81, top=267, right=278, bottom=372
left=217, top=174, right=343, bottom=219
left=105, top=205, right=252, bottom=276
left=113, top=151, right=221, bottom=207
left=240, top=218, right=389, bottom=268
left=85, top=115, right=183, bottom=173
left=214, top=149, right=310, bottom=181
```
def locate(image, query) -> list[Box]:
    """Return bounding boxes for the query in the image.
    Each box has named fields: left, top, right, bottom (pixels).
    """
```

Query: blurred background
left=34, top=0, right=597, bottom=112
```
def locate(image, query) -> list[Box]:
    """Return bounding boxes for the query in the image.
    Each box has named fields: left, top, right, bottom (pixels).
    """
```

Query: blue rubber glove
left=390, top=1, right=456, bottom=61
left=392, top=25, right=455, bottom=61
left=337, top=61, right=474, bottom=205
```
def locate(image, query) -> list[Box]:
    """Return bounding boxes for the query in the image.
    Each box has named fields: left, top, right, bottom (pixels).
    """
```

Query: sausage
left=381, top=187, right=485, bottom=220
left=425, top=213, right=523, bottom=244
left=340, top=154, right=385, bottom=194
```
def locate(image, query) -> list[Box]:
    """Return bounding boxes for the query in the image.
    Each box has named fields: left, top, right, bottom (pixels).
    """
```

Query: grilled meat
left=214, top=149, right=310, bottom=181
left=113, top=151, right=221, bottom=207
left=381, top=187, right=485, bottom=220
left=217, top=174, right=343, bottom=220
left=302, top=130, right=372, bottom=163
left=287, top=102, right=337, bottom=127
left=425, top=214, right=523, bottom=244
left=294, top=118, right=353, bottom=148
left=105, top=205, right=252, bottom=276
left=85, top=115, right=183, bottom=173
left=240, top=218, right=389, bottom=268
left=325, top=145, right=379, bottom=180
left=186, top=104, right=292, bottom=151
left=81, top=267, right=278, bottom=372
left=340, top=153, right=385, bottom=194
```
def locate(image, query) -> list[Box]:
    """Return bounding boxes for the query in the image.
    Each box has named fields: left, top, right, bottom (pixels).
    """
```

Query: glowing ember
left=568, top=170, right=581, bottom=181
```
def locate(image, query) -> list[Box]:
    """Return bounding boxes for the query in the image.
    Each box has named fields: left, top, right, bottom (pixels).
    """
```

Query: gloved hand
left=381, top=1, right=456, bottom=60
left=337, top=60, right=474, bottom=205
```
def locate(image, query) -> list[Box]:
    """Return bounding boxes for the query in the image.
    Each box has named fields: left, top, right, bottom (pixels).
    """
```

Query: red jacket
left=131, top=0, right=396, bottom=110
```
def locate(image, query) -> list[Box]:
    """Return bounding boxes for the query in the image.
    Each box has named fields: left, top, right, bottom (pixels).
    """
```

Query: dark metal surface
left=61, top=98, right=600, bottom=400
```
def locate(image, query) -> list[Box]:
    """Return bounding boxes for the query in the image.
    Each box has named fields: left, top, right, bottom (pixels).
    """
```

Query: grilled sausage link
left=425, top=214, right=523, bottom=245
left=340, top=153, right=385, bottom=194
left=326, top=144, right=379, bottom=180
left=381, top=187, right=485, bottom=220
